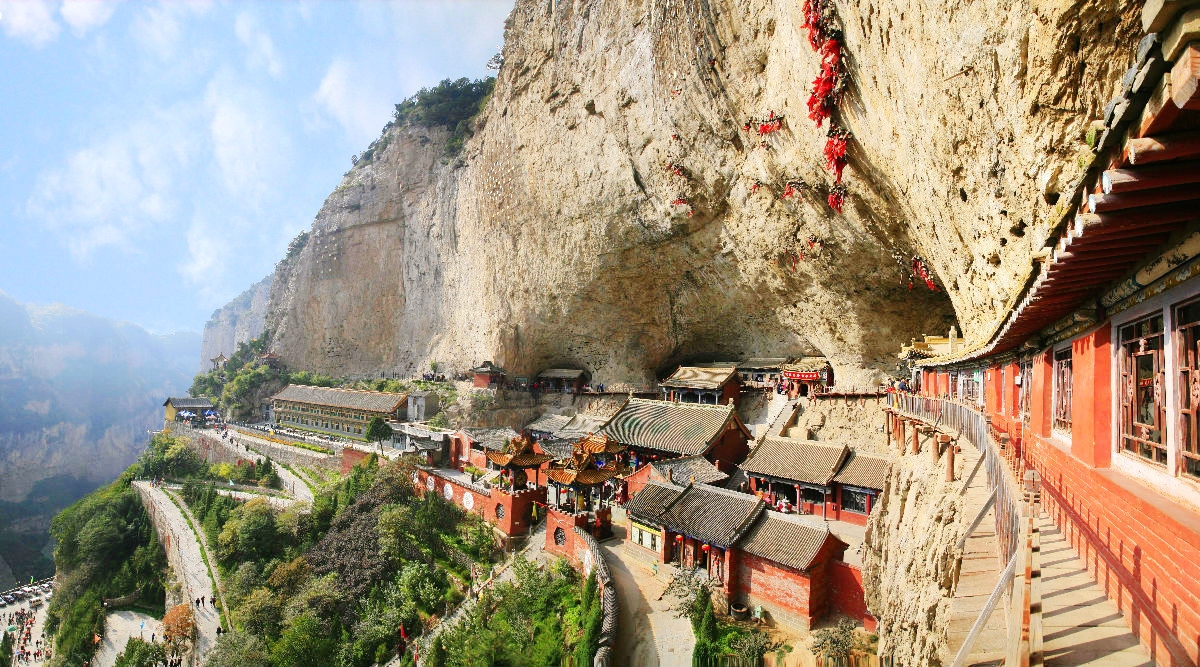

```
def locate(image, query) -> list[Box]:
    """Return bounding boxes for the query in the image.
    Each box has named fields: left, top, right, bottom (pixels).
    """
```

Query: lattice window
left=1053, top=348, right=1073, bottom=432
left=1120, top=314, right=1166, bottom=464
left=495, top=503, right=505, bottom=519
left=1177, top=300, right=1200, bottom=480
left=842, top=489, right=869, bottom=513
left=553, top=527, right=566, bottom=545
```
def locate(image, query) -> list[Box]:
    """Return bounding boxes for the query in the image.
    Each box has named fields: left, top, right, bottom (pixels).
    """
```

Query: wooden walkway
left=946, top=465, right=1154, bottom=666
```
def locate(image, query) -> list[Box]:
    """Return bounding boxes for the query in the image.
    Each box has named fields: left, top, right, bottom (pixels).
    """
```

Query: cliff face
left=261, top=0, right=1141, bottom=386
left=199, top=274, right=271, bottom=371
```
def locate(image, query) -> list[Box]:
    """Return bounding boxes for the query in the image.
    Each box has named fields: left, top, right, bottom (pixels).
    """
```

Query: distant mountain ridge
left=199, top=274, right=271, bottom=373
left=0, top=290, right=199, bottom=583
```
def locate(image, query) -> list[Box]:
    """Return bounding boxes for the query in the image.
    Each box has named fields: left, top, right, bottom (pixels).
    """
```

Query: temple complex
left=270, top=384, right=406, bottom=437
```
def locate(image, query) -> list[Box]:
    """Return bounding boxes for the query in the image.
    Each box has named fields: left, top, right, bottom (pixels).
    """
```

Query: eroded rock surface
left=253, top=0, right=1139, bottom=387
left=200, top=274, right=271, bottom=371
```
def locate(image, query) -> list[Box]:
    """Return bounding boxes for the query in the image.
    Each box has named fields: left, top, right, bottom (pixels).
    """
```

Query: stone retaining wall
left=229, top=428, right=338, bottom=471
left=572, top=527, right=618, bottom=667
left=133, top=482, right=186, bottom=609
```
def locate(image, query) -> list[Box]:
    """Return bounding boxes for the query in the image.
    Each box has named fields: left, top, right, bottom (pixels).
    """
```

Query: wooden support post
left=911, top=422, right=921, bottom=455
left=1087, top=182, right=1200, bottom=212
left=1172, top=42, right=1200, bottom=111
left=932, top=431, right=944, bottom=464
left=946, top=440, right=958, bottom=482
left=884, top=409, right=893, bottom=447
left=1101, top=159, right=1200, bottom=194
left=1124, top=131, right=1200, bottom=165
left=897, top=417, right=907, bottom=454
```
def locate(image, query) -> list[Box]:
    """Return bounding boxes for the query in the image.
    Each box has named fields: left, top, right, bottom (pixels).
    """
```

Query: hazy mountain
left=0, top=290, right=199, bottom=584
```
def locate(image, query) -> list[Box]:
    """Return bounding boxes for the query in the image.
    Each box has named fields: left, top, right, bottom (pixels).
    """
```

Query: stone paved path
left=134, top=481, right=221, bottom=664
left=94, top=610, right=159, bottom=667
left=602, top=515, right=695, bottom=667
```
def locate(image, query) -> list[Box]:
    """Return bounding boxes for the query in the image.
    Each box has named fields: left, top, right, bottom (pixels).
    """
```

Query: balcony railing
left=886, top=393, right=1041, bottom=667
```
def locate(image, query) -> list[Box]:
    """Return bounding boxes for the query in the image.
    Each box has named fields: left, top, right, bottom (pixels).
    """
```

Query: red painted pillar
left=1072, top=324, right=1113, bottom=468
left=1029, top=350, right=1053, bottom=438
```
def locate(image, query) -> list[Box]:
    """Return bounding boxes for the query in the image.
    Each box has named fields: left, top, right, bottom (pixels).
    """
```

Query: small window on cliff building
left=1176, top=298, right=1200, bottom=480
left=554, top=527, right=566, bottom=545
left=1053, top=348, right=1073, bottom=433
left=842, top=489, right=869, bottom=513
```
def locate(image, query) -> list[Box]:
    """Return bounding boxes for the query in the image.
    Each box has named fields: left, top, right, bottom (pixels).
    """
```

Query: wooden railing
left=886, top=394, right=1042, bottom=667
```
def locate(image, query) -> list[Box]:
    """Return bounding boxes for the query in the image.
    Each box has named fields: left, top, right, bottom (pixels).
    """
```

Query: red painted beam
left=1124, top=132, right=1200, bottom=165
left=1102, top=160, right=1200, bottom=194
left=1089, top=183, right=1200, bottom=213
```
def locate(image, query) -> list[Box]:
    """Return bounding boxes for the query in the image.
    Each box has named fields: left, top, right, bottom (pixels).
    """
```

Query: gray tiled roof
left=536, top=438, right=576, bottom=459
left=660, top=366, right=739, bottom=390
left=626, top=481, right=766, bottom=548
left=537, top=368, right=587, bottom=379
left=601, top=398, right=740, bottom=456
left=624, top=482, right=683, bottom=520
left=651, top=455, right=727, bottom=486
left=738, top=511, right=843, bottom=571
left=833, top=451, right=891, bottom=491
left=165, top=397, right=215, bottom=409
left=723, top=467, right=749, bottom=491
left=525, top=413, right=572, bottom=434
left=781, top=357, right=831, bottom=373
left=555, top=414, right=607, bottom=440
left=740, top=437, right=848, bottom=486
left=271, top=384, right=406, bottom=413
left=464, top=427, right=520, bottom=451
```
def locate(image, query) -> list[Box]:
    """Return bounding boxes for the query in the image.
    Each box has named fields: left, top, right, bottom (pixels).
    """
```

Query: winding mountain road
left=133, top=481, right=222, bottom=662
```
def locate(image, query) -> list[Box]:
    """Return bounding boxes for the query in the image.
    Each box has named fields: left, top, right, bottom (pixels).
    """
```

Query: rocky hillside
left=250, top=0, right=1140, bottom=387
left=199, top=274, right=271, bottom=372
left=0, top=291, right=198, bottom=582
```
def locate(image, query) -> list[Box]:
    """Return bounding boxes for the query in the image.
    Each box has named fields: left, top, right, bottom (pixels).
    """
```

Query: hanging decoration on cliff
left=823, top=125, right=851, bottom=183
left=664, top=162, right=686, bottom=178
left=742, top=112, right=785, bottom=137
left=912, top=257, right=939, bottom=291
left=751, top=180, right=762, bottom=194
left=827, top=183, right=847, bottom=213
left=671, top=196, right=694, bottom=218
left=802, top=0, right=852, bottom=213
left=781, top=179, right=805, bottom=199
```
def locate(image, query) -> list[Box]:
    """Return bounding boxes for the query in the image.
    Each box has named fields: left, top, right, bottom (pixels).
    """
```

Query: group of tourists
left=5, top=606, right=49, bottom=664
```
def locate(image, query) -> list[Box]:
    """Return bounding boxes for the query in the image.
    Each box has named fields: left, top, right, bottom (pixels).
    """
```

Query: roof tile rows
left=738, top=512, right=845, bottom=571
left=627, top=481, right=764, bottom=548
left=651, top=455, right=728, bottom=486
left=741, top=437, right=849, bottom=486
left=832, top=450, right=892, bottom=490
left=601, top=398, right=742, bottom=456
left=626, top=482, right=841, bottom=569
left=660, top=366, right=740, bottom=390
left=271, top=384, right=407, bottom=414
left=740, top=437, right=891, bottom=491
left=165, top=397, right=215, bottom=410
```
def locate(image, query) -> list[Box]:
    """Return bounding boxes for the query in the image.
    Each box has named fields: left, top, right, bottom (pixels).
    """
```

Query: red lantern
left=675, top=534, right=684, bottom=542
left=701, top=544, right=711, bottom=552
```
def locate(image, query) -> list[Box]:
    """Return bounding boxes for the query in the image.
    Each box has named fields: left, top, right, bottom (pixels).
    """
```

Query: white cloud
left=204, top=73, right=289, bottom=203
left=0, top=0, right=60, bottom=46
left=60, top=0, right=117, bottom=36
left=313, top=58, right=391, bottom=147
left=130, top=3, right=179, bottom=58
left=235, top=12, right=282, bottom=78
left=26, top=108, right=198, bottom=257
left=181, top=217, right=222, bottom=286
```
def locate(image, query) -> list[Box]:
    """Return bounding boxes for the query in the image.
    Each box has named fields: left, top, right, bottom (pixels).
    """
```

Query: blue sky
left=0, top=0, right=512, bottom=334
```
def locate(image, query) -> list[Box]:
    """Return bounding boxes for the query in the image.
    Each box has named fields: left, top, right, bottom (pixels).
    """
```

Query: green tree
left=811, top=618, right=860, bottom=664
left=205, top=632, right=272, bottom=667
left=236, top=588, right=282, bottom=637
left=0, top=632, right=13, bottom=666
left=366, top=416, right=393, bottom=445
left=113, top=637, right=166, bottom=667
left=271, top=612, right=336, bottom=667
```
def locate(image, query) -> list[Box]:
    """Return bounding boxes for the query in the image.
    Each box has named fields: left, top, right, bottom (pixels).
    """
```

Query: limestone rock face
left=862, top=442, right=968, bottom=665
left=200, top=274, right=271, bottom=372
left=261, top=0, right=1141, bottom=386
